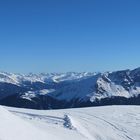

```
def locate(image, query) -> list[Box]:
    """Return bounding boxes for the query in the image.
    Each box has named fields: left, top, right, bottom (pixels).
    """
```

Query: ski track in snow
left=69, top=109, right=138, bottom=140
left=67, top=115, right=96, bottom=140
left=77, top=111, right=134, bottom=140
left=12, top=111, right=95, bottom=140
left=4, top=105, right=140, bottom=140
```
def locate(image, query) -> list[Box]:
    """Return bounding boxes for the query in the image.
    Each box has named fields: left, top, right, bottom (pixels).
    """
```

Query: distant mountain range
left=0, top=68, right=140, bottom=109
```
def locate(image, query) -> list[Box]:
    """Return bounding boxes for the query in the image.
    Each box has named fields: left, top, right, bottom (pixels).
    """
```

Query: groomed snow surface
left=1, top=105, right=140, bottom=140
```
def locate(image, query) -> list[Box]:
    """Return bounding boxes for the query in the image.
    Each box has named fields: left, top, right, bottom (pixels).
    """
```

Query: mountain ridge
left=0, top=67, right=140, bottom=109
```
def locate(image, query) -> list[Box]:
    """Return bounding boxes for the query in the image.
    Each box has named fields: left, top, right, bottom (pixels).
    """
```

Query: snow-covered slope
left=0, top=68, right=140, bottom=109
left=0, top=106, right=58, bottom=140
left=3, top=105, right=140, bottom=140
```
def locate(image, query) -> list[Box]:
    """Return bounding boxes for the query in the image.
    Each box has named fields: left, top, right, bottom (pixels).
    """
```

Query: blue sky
left=0, top=0, right=140, bottom=73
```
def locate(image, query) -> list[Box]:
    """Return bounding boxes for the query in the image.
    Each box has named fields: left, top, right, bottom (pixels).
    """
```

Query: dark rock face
left=0, top=68, right=140, bottom=110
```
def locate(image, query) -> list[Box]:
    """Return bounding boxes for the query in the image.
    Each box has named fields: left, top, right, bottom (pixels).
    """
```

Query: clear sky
left=0, top=0, right=140, bottom=73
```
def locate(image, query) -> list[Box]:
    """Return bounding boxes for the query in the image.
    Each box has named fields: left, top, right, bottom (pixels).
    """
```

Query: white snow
left=39, top=89, right=55, bottom=95
left=0, top=106, right=58, bottom=140
left=0, top=72, right=96, bottom=85
left=0, top=72, right=20, bottom=85
left=20, top=89, right=56, bottom=100
left=1, top=105, right=140, bottom=140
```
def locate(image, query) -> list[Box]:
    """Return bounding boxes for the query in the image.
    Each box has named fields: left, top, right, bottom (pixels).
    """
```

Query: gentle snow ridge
left=0, top=106, right=58, bottom=140
left=3, top=105, right=140, bottom=140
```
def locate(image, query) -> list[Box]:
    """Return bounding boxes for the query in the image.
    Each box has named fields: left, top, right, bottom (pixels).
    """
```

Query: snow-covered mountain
left=0, top=72, right=96, bottom=84
left=0, top=68, right=140, bottom=109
